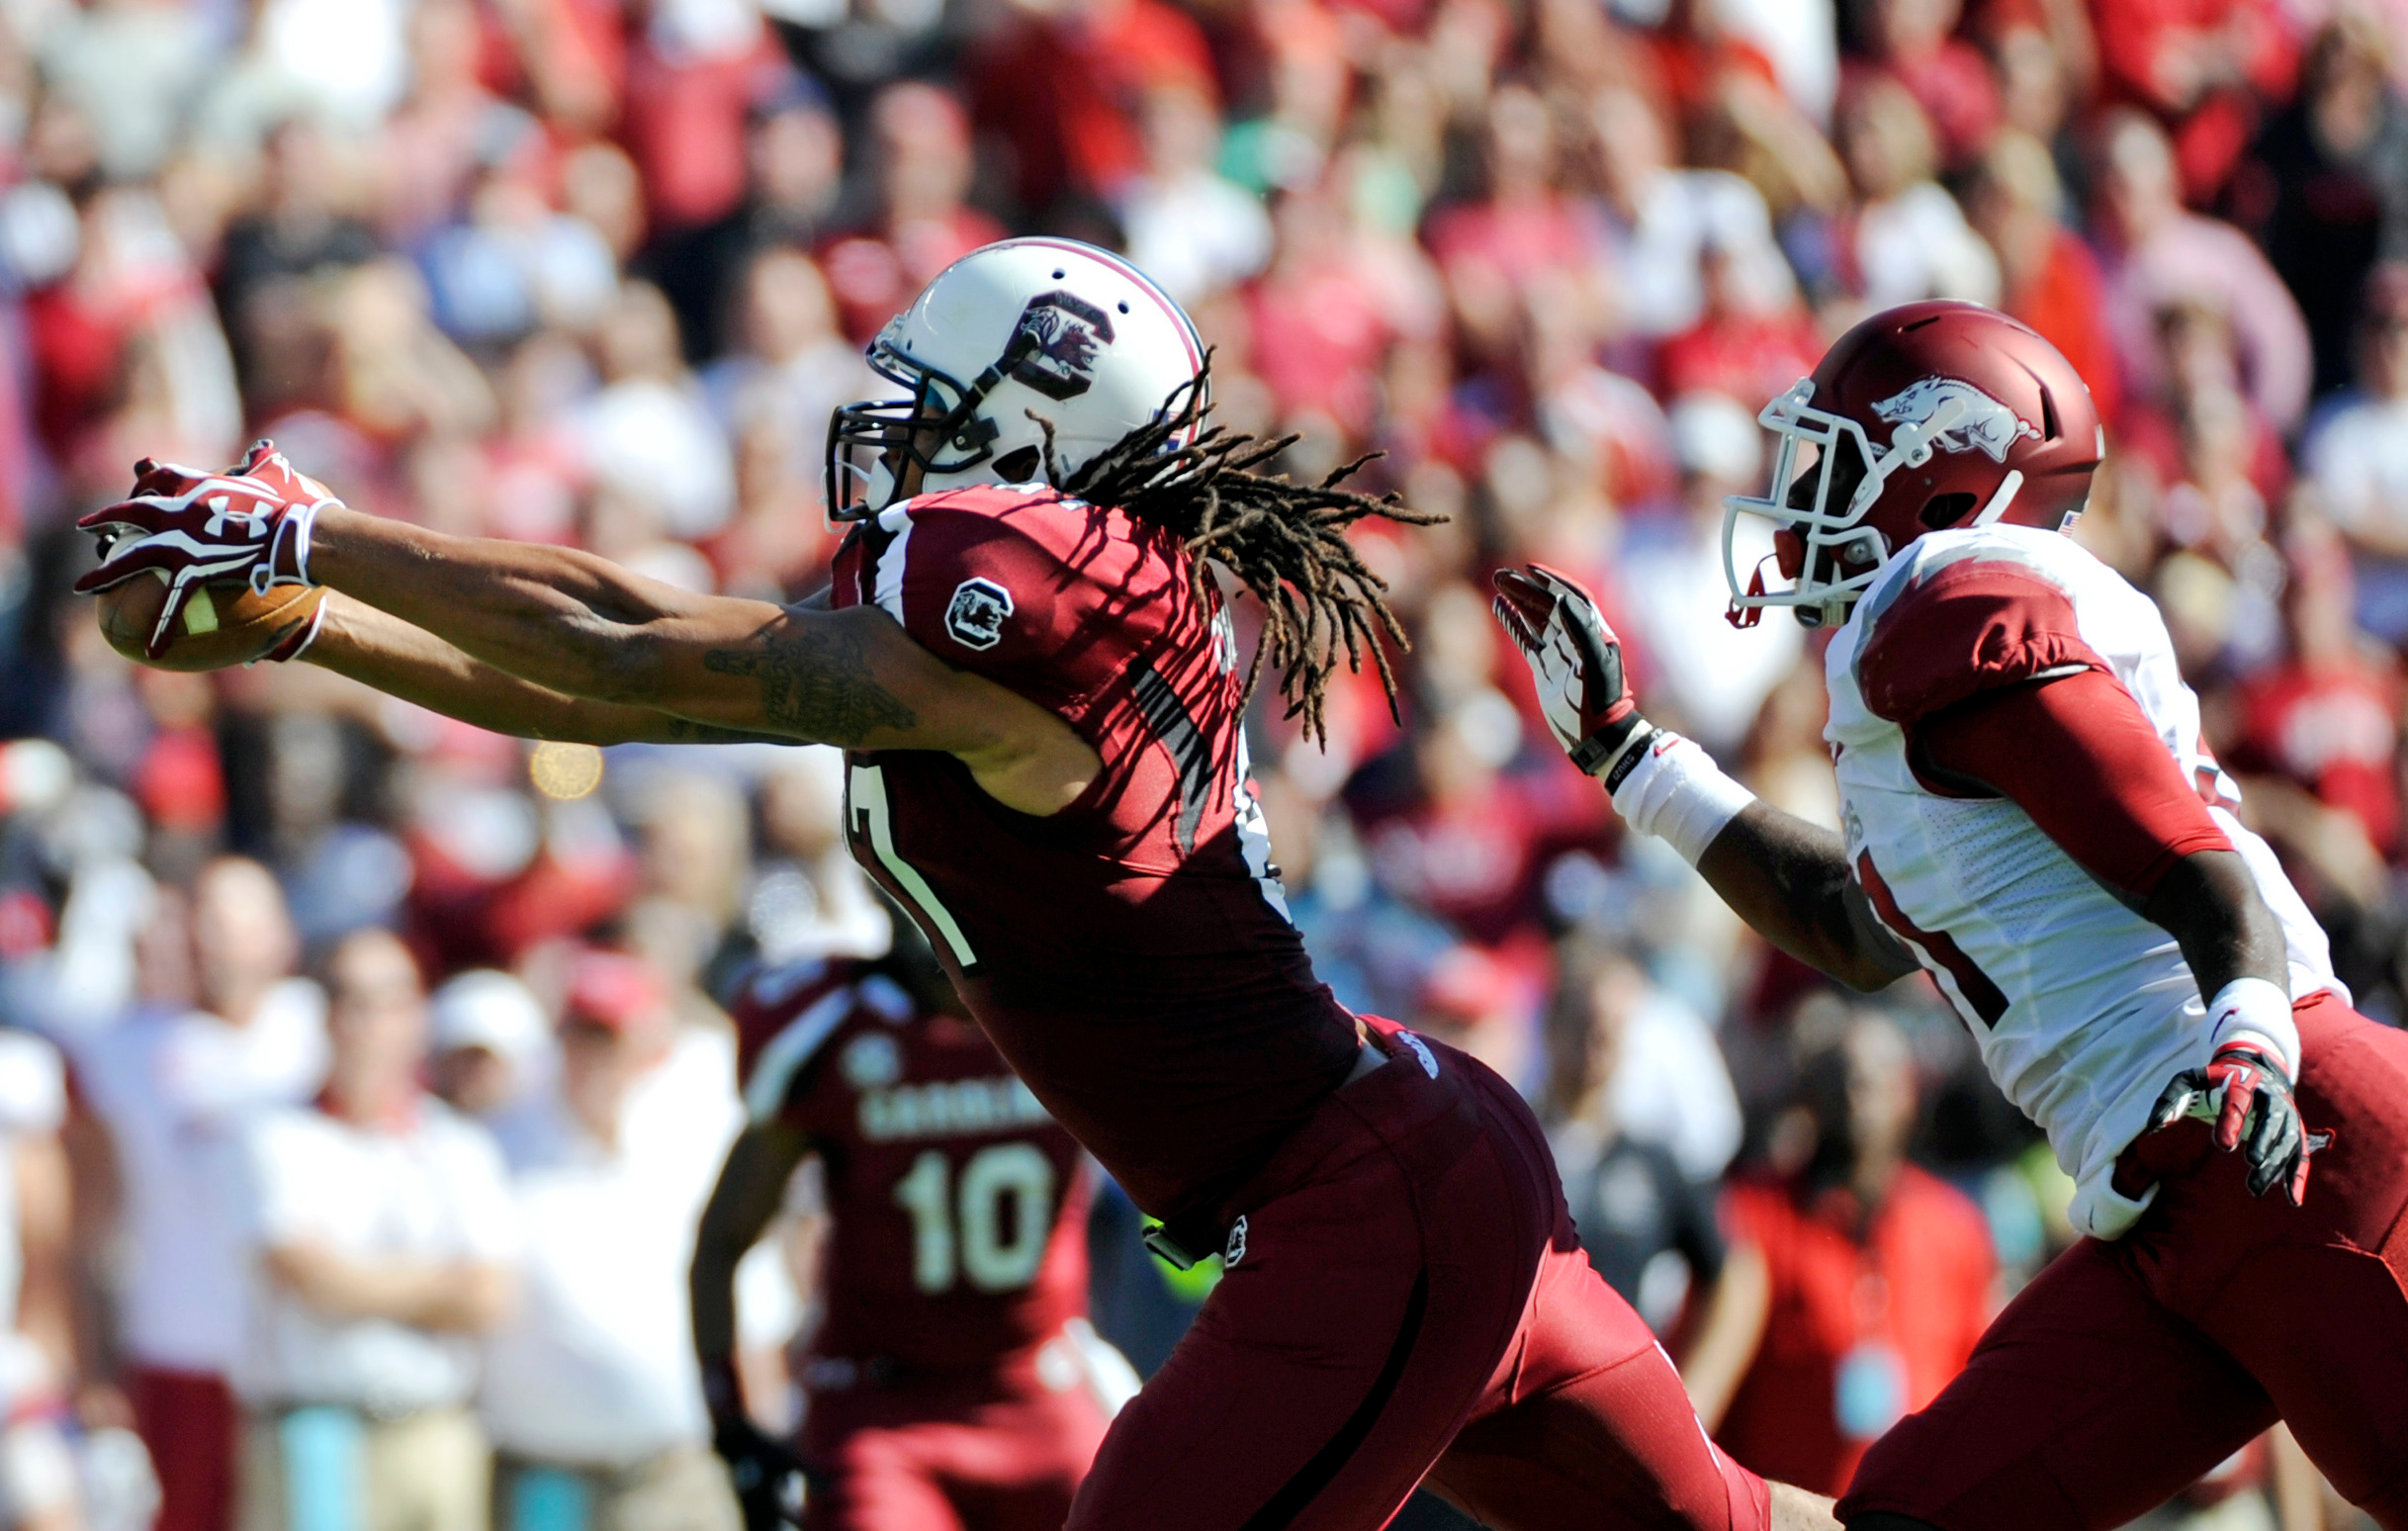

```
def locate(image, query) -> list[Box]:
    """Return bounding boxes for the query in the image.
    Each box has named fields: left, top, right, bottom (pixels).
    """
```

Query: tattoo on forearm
left=703, top=626, right=918, bottom=745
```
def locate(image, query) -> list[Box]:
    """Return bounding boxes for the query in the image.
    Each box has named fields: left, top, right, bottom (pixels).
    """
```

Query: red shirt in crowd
left=1654, top=306, right=1826, bottom=412
left=2002, top=225, right=2124, bottom=426
left=1716, top=1169, right=1995, bottom=1495
left=968, top=0, right=1215, bottom=215
left=1875, top=46, right=2002, bottom=168
left=2230, top=657, right=2406, bottom=857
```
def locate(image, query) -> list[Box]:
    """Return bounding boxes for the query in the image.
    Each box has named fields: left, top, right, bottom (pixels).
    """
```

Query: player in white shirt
left=1493, top=302, right=2408, bottom=1528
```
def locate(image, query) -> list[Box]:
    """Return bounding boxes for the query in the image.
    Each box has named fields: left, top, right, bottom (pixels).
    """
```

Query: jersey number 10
left=892, top=1143, right=1056, bottom=1295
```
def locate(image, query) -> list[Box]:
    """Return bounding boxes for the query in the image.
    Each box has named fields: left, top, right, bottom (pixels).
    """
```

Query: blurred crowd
left=0, top=0, right=2382, bottom=1526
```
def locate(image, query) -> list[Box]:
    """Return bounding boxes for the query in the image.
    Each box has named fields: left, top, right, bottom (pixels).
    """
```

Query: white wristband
left=2204, top=976, right=2298, bottom=1076
left=1608, top=731, right=1756, bottom=865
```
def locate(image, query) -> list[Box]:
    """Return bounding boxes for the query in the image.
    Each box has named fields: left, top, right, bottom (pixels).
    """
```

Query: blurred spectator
left=2304, top=262, right=2408, bottom=644
left=1588, top=89, right=1791, bottom=347
left=2245, top=12, right=2408, bottom=398
left=1712, top=1008, right=1994, bottom=1496
left=425, top=970, right=557, bottom=1153
left=1964, top=129, right=2124, bottom=422
left=0, top=1026, right=104, bottom=1531
left=216, top=118, right=381, bottom=390
left=1859, top=0, right=2002, bottom=167
left=1117, top=85, right=1274, bottom=307
left=819, top=84, right=1007, bottom=344
left=479, top=952, right=741, bottom=1531
left=73, top=861, right=326, bottom=1531
left=2093, top=108, right=2314, bottom=434
left=228, top=930, right=515, bottom=1531
left=36, top=1, right=215, bottom=186
left=700, top=251, right=867, bottom=585
left=2223, top=519, right=2403, bottom=910
left=619, top=4, right=789, bottom=236
left=642, top=79, right=846, bottom=363
left=1614, top=391, right=1804, bottom=760
left=2090, top=0, right=2297, bottom=201
left=1541, top=943, right=1735, bottom=1328
left=1828, top=74, right=2000, bottom=312
left=742, top=751, right=891, bottom=967
left=969, top=0, right=1216, bottom=218
left=580, top=283, right=736, bottom=555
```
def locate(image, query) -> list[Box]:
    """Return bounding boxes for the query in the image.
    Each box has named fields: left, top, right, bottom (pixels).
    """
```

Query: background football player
left=691, top=925, right=1127, bottom=1531
left=77, top=238, right=1836, bottom=1530
left=1494, top=301, right=2408, bottom=1527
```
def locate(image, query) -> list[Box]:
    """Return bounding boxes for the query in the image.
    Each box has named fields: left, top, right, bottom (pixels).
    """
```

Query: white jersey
left=1824, top=525, right=2337, bottom=1240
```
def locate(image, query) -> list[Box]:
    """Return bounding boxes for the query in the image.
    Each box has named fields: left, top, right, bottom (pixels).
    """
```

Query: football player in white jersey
left=1494, top=302, right=2408, bottom=1528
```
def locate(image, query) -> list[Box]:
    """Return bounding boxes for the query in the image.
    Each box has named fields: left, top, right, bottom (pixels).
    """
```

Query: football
left=94, top=573, right=324, bottom=673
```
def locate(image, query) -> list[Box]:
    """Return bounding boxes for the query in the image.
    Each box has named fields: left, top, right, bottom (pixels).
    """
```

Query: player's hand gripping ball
left=78, top=442, right=335, bottom=666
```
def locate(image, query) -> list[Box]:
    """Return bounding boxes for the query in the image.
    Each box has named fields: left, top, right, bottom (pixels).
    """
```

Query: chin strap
left=1726, top=559, right=1770, bottom=629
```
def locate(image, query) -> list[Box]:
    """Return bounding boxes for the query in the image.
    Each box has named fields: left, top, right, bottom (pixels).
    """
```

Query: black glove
left=703, top=1355, right=804, bottom=1531
left=2147, top=1039, right=2331, bottom=1205
left=713, top=1413, right=806, bottom=1531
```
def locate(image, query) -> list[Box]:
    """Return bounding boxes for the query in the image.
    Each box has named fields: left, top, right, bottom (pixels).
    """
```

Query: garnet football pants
left=799, top=1374, right=1110, bottom=1531
left=1840, top=992, right=2408, bottom=1528
left=1067, top=1021, right=1768, bottom=1531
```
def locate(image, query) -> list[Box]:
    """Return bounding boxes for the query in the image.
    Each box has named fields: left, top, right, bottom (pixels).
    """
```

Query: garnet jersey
left=828, top=485, right=1359, bottom=1222
left=1824, top=524, right=2339, bottom=1239
left=728, top=956, right=1091, bottom=1377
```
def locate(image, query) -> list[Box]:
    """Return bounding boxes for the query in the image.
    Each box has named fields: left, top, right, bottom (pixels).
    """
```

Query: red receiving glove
left=74, top=441, right=339, bottom=658
left=2146, top=978, right=2330, bottom=1206
left=1491, top=564, right=1653, bottom=780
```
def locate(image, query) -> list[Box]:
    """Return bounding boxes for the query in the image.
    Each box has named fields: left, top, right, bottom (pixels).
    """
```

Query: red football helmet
left=1724, top=301, right=2104, bottom=629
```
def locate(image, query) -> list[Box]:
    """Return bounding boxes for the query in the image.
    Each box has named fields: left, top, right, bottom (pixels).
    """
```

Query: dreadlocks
left=1033, top=364, right=1446, bottom=745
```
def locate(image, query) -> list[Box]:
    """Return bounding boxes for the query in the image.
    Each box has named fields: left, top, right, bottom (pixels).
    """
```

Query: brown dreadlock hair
left=1032, top=363, right=1446, bottom=744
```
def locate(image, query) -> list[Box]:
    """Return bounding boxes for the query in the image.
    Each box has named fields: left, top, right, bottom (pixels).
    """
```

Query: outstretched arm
left=304, top=595, right=789, bottom=746
left=75, top=450, right=1098, bottom=814
left=307, top=512, right=1099, bottom=813
left=1490, top=565, right=1915, bottom=991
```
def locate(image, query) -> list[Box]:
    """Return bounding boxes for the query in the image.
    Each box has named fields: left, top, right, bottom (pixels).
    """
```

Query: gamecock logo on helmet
left=1006, top=291, right=1116, bottom=401
left=1870, top=377, right=2041, bottom=463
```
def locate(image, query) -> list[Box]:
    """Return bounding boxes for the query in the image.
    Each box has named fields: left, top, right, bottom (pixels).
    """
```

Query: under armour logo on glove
left=1491, top=564, right=1650, bottom=778
left=74, top=441, right=340, bottom=658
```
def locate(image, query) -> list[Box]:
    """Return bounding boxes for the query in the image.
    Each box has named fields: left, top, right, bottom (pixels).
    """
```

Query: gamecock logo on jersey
left=1006, top=291, right=1116, bottom=401
left=1870, top=377, right=2041, bottom=463
left=944, top=578, right=1015, bottom=651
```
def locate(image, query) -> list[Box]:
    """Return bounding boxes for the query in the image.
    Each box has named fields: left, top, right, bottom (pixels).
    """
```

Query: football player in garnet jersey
left=74, top=237, right=1836, bottom=1531
left=1493, top=301, right=2408, bottom=1528
left=690, top=930, right=1127, bottom=1531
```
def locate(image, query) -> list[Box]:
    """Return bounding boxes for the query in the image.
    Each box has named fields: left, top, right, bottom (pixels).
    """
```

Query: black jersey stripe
left=1131, top=660, right=1213, bottom=856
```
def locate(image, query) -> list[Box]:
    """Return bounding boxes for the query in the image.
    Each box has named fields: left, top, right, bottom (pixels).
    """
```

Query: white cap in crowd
left=429, top=970, right=551, bottom=1066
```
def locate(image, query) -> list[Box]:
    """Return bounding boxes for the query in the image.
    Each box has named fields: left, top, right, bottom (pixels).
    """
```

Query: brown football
left=95, top=574, right=325, bottom=673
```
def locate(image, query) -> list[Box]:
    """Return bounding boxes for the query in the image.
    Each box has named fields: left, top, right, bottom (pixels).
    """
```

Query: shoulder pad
left=1856, top=537, right=2103, bottom=724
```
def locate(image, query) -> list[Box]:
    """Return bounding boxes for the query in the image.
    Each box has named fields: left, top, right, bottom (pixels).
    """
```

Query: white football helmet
left=826, top=237, right=1207, bottom=519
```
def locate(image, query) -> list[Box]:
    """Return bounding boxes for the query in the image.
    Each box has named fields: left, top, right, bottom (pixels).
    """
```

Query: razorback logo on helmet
left=944, top=577, right=1015, bottom=651
left=1871, top=378, right=2042, bottom=463
left=1007, top=292, right=1115, bottom=401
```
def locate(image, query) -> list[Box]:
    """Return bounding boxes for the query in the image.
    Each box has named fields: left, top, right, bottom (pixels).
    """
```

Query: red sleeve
left=1917, top=668, right=2234, bottom=900
left=1857, top=556, right=2108, bottom=723
left=862, top=490, right=1099, bottom=702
